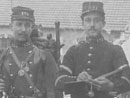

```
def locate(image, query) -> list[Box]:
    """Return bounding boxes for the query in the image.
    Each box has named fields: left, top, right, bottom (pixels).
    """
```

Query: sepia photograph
left=0, top=0, right=130, bottom=98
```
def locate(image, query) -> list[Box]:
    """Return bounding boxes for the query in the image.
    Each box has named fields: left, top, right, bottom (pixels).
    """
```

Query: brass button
left=12, top=86, right=15, bottom=89
left=89, top=47, right=93, bottom=49
left=88, top=61, right=91, bottom=64
left=28, top=50, right=32, bottom=54
left=9, top=51, right=12, bottom=54
left=10, top=74, right=13, bottom=77
left=9, top=63, right=12, bottom=66
left=20, top=96, right=24, bottom=98
left=88, top=53, right=92, bottom=57
left=29, top=86, right=32, bottom=89
left=87, top=68, right=91, bottom=71
left=29, top=74, right=32, bottom=77
left=29, top=62, right=32, bottom=64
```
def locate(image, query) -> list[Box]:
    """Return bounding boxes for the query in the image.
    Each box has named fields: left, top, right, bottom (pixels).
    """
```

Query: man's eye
left=85, top=18, right=91, bottom=22
left=94, top=18, right=102, bottom=23
left=16, top=22, right=22, bottom=27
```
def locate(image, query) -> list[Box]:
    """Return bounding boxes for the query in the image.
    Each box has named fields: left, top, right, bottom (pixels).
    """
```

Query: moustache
left=18, top=32, right=27, bottom=35
left=88, top=28, right=97, bottom=32
left=88, top=27, right=97, bottom=31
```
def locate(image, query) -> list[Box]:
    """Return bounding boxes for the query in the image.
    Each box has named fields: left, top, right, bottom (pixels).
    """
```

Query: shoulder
left=105, top=40, right=124, bottom=52
left=104, top=41, right=125, bottom=55
left=72, top=41, right=86, bottom=49
left=67, top=44, right=80, bottom=52
left=102, top=40, right=122, bottom=50
left=65, top=42, right=86, bottom=57
left=101, top=40, right=113, bottom=47
left=113, top=45, right=125, bottom=54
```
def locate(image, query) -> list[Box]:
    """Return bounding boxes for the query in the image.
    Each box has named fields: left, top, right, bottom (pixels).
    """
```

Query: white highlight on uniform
left=60, top=65, right=72, bottom=74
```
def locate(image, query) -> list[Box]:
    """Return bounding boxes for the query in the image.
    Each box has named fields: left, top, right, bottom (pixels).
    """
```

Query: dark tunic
left=0, top=43, right=58, bottom=98
left=55, top=37, right=130, bottom=98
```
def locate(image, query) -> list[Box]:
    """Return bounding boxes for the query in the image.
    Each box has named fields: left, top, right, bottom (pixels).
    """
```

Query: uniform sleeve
left=43, top=51, right=58, bottom=98
left=55, top=46, right=77, bottom=91
left=111, top=45, right=130, bottom=94
left=2, top=65, right=12, bottom=95
left=0, top=49, right=11, bottom=95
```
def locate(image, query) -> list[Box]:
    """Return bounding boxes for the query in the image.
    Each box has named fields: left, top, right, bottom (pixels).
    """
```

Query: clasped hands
left=77, top=71, right=114, bottom=91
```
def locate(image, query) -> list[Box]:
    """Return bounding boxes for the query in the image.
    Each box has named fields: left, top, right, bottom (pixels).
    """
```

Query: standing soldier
left=55, top=1, right=130, bottom=98
left=0, top=6, right=58, bottom=98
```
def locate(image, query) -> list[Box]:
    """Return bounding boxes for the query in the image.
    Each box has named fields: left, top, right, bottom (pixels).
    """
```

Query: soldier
left=55, top=1, right=130, bottom=98
left=0, top=6, right=58, bottom=98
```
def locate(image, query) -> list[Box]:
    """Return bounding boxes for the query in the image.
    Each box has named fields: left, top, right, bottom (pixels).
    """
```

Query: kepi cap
left=11, top=6, right=35, bottom=22
left=81, top=2, right=105, bottom=18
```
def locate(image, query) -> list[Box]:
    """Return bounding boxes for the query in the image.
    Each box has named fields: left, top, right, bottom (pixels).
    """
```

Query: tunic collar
left=86, top=34, right=104, bottom=44
left=11, top=39, right=33, bottom=48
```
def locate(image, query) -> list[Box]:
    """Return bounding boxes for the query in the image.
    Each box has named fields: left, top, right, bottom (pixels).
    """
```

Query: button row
left=8, top=61, right=32, bottom=66
left=88, top=60, right=91, bottom=64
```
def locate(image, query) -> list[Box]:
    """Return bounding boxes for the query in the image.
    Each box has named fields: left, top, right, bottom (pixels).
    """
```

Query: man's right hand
left=0, top=78, right=5, bottom=91
left=77, top=71, right=92, bottom=82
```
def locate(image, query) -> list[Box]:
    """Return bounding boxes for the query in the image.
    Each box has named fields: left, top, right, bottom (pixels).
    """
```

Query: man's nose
left=21, top=25, right=26, bottom=31
left=90, top=20, right=94, bottom=27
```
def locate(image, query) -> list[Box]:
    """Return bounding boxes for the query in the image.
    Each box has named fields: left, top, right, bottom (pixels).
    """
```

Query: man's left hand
left=94, top=77, right=114, bottom=91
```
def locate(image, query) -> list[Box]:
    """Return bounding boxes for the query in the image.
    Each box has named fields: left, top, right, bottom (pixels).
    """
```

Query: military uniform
left=2, top=43, right=57, bottom=98
left=0, top=6, right=58, bottom=98
left=55, top=36, right=130, bottom=98
left=55, top=2, right=130, bottom=98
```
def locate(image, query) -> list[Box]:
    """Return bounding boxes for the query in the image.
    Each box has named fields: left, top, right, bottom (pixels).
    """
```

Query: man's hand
left=77, top=71, right=92, bottom=82
left=0, top=78, right=5, bottom=91
left=94, top=77, right=114, bottom=91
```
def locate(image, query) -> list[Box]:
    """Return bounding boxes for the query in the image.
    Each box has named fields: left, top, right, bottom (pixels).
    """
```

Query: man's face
left=82, top=12, right=105, bottom=38
left=11, top=20, right=33, bottom=42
